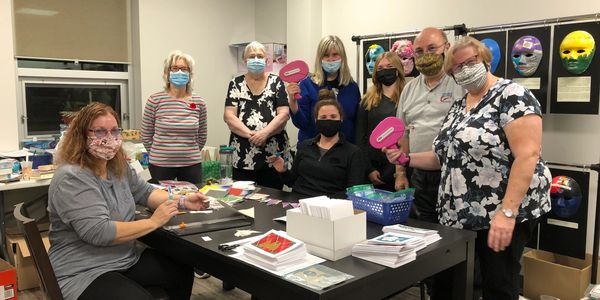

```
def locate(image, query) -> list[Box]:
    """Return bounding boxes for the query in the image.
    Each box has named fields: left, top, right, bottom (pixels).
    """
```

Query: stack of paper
left=298, top=196, right=354, bottom=220
left=382, top=224, right=442, bottom=245
left=352, top=232, right=422, bottom=268
left=242, top=229, right=308, bottom=272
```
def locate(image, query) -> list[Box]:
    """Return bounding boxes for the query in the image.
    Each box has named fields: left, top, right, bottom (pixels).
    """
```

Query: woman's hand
left=185, top=192, right=210, bottom=210
left=368, top=170, right=385, bottom=185
left=286, top=83, right=300, bottom=101
left=488, top=211, right=516, bottom=252
left=267, top=155, right=286, bottom=173
left=249, top=129, right=269, bottom=147
left=394, top=173, right=409, bottom=191
left=149, top=200, right=178, bottom=228
left=382, top=147, right=403, bottom=165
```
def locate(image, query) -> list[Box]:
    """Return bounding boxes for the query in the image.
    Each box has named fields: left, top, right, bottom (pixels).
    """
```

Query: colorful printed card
left=251, top=231, right=296, bottom=255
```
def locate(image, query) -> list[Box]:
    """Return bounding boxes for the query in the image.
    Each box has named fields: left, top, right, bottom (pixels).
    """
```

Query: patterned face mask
left=414, top=53, right=444, bottom=76
left=452, top=62, right=488, bottom=92
left=87, top=135, right=122, bottom=160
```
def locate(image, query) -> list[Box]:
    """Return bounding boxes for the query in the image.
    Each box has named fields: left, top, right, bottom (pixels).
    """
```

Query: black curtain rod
left=468, top=12, right=600, bottom=33
left=350, top=24, right=466, bottom=44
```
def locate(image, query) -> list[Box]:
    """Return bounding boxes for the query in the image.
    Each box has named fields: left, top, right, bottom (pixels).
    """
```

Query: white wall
left=255, top=0, right=286, bottom=43
left=135, top=0, right=256, bottom=149
left=0, top=0, right=20, bottom=151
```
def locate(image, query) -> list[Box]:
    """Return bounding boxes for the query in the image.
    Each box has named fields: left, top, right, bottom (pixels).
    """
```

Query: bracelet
left=178, top=195, right=187, bottom=210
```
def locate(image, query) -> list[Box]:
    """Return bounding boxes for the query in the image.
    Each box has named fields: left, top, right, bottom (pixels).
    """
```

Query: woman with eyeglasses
left=223, top=41, right=291, bottom=189
left=141, top=50, right=207, bottom=185
left=286, top=35, right=361, bottom=143
left=355, top=52, right=407, bottom=191
left=48, top=102, right=209, bottom=300
left=384, top=36, right=551, bottom=299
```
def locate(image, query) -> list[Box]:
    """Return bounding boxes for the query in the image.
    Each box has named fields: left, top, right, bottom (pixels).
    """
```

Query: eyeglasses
left=414, top=43, right=446, bottom=57
left=88, top=128, right=123, bottom=138
left=170, top=66, right=190, bottom=72
left=451, top=55, right=479, bottom=73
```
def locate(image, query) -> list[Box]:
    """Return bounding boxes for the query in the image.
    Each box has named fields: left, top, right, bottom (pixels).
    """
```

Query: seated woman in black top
left=268, top=89, right=366, bottom=198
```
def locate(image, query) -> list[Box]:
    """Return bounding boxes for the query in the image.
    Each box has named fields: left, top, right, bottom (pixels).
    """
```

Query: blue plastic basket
left=347, top=188, right=415, bottom=225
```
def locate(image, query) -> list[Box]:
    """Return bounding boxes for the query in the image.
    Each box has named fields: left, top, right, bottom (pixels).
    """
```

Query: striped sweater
left=141, top=91, right=207, bottom=167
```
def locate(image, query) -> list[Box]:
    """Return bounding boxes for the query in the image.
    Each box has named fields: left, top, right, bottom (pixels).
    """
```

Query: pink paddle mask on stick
left=278, top=60, right=309, bottom=100
left=369, top=117, right=410, bottom=165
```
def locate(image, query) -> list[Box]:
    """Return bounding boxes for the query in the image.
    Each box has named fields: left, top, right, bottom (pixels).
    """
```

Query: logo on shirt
left=439, top=92, right=453, bottom=103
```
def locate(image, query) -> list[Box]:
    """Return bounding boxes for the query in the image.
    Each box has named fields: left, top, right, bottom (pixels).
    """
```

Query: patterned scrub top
left=433, top=78, right=551, bottom=231
left=225, top=73, right=291, bottom=171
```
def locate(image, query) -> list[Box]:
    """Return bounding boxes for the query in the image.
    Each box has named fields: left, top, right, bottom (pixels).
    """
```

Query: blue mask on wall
left=481, top=38, right=501, bottom=73
left=169, top=70, right=189, bottom=87
left=550, top=175, right=583, bottom=219
left=365, top=44, right=385, bottom=75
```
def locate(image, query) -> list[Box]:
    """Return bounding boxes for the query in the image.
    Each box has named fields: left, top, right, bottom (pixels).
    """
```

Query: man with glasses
left=395, top=27, right=465, bottom=224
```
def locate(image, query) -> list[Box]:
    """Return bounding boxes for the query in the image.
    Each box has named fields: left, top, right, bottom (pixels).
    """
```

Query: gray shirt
left=397, top=74, right=465, bottom=152
left=47, top=164, right=155, bottom=300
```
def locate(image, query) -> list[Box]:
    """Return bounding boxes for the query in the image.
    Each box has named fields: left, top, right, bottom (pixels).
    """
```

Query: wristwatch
left=501, top=207, right=516, bottom=219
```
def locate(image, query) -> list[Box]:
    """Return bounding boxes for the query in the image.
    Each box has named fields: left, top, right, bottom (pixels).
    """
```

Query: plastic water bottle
left=219, top=146, right=234, bottom=185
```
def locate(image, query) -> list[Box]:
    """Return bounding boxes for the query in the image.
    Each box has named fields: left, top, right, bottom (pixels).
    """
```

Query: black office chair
left=14, top=203, right=170, bottom=300
left=14, top=202, right=63, bottom=300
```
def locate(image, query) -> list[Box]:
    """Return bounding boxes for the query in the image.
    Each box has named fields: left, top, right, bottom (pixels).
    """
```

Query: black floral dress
left=433, top=78, right=551, bottom=230
left=225, top=73, right=291, bottom=171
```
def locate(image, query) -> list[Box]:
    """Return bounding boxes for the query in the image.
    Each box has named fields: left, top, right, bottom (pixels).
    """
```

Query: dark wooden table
left=139, top=187, right=476, bottom=300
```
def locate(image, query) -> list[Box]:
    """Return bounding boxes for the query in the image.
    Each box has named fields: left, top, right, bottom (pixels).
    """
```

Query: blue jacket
left=291, top=77, right=361, bottom=143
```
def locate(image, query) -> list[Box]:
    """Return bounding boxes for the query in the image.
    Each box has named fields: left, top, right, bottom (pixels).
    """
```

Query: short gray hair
left=162, top=50, right=195, bottom=93
left=243, top=41, right=267, bottom=60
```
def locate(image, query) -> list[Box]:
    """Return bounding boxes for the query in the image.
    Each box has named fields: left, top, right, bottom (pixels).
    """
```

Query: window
left=17, top=60, right=130, bottom=139
left=24, top=83, right=121, bottom=135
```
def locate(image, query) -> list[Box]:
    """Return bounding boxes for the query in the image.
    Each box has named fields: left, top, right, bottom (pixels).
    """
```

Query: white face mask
left=452, top=62, right=488, bottom=92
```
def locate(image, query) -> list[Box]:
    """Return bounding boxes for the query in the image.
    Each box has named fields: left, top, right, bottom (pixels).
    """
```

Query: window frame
left=17, top=67, right=131, bottom=140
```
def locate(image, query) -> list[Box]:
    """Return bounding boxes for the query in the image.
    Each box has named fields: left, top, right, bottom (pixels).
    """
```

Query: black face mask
left=375, top=68, right=398, bottom=86
left=316, top=119, right=342, bottom=137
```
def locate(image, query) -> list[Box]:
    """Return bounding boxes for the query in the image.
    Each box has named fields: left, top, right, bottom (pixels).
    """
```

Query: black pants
left=233, top=167, right=284, bottom=190
left=432, top=219, right=538, bottom=300
left=409, top=168, right=441, bottom=223
left=148, top=163, right=203, bottom=185
left=79, top=248, right=193, bottom=300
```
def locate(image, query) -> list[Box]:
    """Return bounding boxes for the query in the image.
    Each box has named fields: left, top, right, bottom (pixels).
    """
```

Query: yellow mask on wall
left=559, top=30, right=595, bottom=75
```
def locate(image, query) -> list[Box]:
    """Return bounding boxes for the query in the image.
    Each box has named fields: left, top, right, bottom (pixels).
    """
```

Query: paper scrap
left=238, top=207, right=255, bottom=218
left=234, top=229, right=261, bottom=237
left=201, top=236, right=212, bottom=241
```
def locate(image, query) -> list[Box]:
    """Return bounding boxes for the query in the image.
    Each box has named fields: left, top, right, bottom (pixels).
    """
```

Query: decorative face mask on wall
left=550, top=175, right=583, bottom=219
left=560, top=30, right=596, bottom=75
left=365, top=44, right=385, bottom=75
left=511, top=35, right=543, bottom=77
left=481, top=38, right=501, bottom=73
left=391, top=39, right=415, bottom=76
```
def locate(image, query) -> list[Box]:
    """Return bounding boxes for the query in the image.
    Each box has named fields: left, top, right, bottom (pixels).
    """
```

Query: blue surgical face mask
left=247, top=58, right=266, bottom=73
left=321, top=59, right=342, bottom=74
left=169, top=70, right=189, bottom=87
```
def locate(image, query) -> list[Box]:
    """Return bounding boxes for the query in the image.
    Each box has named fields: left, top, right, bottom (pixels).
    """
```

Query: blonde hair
left=311, top=35, right=354, bottom=86
left=443, top=36, right=492, bottom=75
left=163, top=50, right=195, bottom=93
left=243, top=41, right=267, bottom=60
left=55, top=102, right=127, bottom=178
left=361, top=52, right=405, bottom=110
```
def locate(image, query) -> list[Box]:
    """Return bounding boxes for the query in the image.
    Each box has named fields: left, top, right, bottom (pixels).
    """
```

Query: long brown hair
left=361, top=52, right=406, bottom=110
left=55, top=102, right=127, bottom=178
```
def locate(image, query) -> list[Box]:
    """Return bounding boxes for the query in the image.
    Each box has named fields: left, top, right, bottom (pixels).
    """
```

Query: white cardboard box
left=286, top=208, right=366, bottom=261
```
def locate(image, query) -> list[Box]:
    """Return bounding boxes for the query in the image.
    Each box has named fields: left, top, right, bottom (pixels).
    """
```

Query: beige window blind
left=13, top=0, right=130, bottom=63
